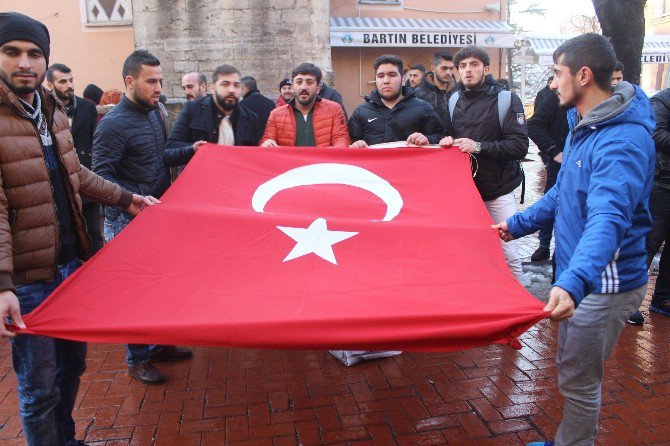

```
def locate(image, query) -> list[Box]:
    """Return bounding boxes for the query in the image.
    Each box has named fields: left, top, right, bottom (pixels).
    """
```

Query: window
left=83, top=0, right=132, bottom=26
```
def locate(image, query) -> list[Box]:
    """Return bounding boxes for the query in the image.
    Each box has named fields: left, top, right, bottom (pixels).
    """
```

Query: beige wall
left=0, top=0, right=509, bottom=108
left=331, top=0, right=508, bottom=113
left=331, top=0, right=505, bottom=20
left=0, top=1, right=134, bottom=96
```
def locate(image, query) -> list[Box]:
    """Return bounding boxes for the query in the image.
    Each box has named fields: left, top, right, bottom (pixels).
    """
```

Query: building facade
left=0, top=0, right=135, bottom=95
left=330, top=0, right=512, bottom=112
left=3, top=0, right=513, bottom=112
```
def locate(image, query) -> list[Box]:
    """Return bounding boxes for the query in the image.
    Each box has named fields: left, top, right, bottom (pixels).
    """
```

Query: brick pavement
left=0, top=148, right=669, bottom=445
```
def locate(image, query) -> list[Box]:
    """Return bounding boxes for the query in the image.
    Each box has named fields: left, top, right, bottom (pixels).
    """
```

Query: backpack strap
left=495, top=90, right=524, bottom=204
left=448, top=91, right=459, bottom=122
left=449, top=90, right=511, bottom=130
left=497, top=90, right=511, bottom=130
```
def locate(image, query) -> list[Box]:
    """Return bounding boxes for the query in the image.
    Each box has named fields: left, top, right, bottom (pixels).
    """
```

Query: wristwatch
left=474, top=142, right=482, bottom=154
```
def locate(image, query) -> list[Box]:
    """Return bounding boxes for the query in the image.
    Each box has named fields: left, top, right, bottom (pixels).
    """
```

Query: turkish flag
left=21, top=145, right=547, bottom=351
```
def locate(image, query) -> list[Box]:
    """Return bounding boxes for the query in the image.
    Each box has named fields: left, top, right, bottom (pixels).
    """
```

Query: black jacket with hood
left=413, top=77, right=454, bottom=129
left=651, top=88, right=670, bottom=189
left=446, top=74, right=528, bottom=201
left=348, top=86, right=443, bottom=145
left=527, top=89, right=568, bottom=163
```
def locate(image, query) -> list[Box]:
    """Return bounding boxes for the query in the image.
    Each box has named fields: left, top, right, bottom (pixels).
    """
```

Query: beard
left=55, top=88, right=74, bottom=103
left=0, top=69, right=44, bottom=96
left=134, top=94, right=158, bottom=111
left=558, top=80, right=582, bottom=109
left=295, top=90, right=316, bottom=106
left=215, top=91, right=238, bottom=111
left=462, top=74, right=485, bottom=90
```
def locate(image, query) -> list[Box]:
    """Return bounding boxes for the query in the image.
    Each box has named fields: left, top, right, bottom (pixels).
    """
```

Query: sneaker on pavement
left=627, top=310, right=644, bottom=325
left=128, top=362, right=165, bottom=385
left=526, top=442, right=554, bottom=446
left=150, top=346, right=193, bottom=362
left=531, top=246, right=550, bottom=262
left=650, top=300, right=670, bottom=317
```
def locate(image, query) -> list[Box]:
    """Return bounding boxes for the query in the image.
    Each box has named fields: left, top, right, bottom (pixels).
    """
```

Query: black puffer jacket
left=651, top=89, right=670, bottom=189
left=447, top=75, right=528, bottom=201
left=348, top=86, right=443, bottom=145
left=527, top=89, right=568, bottom=162
left=93, top=95, right=193, bottom=209
left=413, top=77, right=453, bottom=129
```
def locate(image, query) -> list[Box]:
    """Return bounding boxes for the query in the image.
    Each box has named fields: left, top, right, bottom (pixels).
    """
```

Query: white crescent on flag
left=251, top=163, right=403, bottom=221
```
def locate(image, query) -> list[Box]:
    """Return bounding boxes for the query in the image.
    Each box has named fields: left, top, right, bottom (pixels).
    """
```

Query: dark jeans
left=538, top=159, right=561, bottom=248
left=11, top=260, right=85, bottom=446
left=82, top=201, right=103, bottom=255
left=104, top=212, right=163, bottom=365
left=646, top=186, right=670, bottom=304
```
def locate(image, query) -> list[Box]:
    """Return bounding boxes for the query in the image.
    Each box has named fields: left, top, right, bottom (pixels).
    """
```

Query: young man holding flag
left=494, top=34, right=654, bottom=446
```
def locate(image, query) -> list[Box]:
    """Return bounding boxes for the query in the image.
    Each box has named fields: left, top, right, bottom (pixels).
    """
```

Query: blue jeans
left=104, top=212, right=162, bottom=365
left=11, top=260, right=85, bottom=446
left=103, top=211, right=132, bottom=244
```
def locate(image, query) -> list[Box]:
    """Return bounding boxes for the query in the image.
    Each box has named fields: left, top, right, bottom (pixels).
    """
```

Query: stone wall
left=132, top=0, right=332, bottom=100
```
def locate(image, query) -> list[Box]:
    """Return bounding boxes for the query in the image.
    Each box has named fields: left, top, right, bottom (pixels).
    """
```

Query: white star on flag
left=277, top=218, right=358, bottom=265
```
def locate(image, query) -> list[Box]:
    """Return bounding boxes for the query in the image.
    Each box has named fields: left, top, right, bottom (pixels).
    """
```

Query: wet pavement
left=1, top=146, right=669, bottom=445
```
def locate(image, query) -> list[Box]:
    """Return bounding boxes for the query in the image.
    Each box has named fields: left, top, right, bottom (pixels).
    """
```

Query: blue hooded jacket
left=507, top=82, right=655, bottom=305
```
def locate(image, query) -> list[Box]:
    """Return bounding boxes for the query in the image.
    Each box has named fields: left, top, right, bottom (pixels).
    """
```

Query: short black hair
left=553, top=33, right=616, bottom=91
left=453, top=46, right=490, bottom=68
left=195, top=72, right=207, bottom=85
left=241, top=76, right=257, bottom=91
left=409, top=64, right=426, bottom=73
left=212, top=65, right=240, bottom=84
left=291, top=63, right=322, bottom=84
left=373, top=54, right=403, bottom=74
left=46, top=63, right=70, bottom=83
left=615, top=61, right=624, bottom=72
left=433, top=50, right=453, bottom=66
left=122, top=49, right=160, bottom=80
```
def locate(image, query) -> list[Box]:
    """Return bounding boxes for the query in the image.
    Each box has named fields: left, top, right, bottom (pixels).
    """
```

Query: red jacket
left=261, top=98, right=350, bottom=147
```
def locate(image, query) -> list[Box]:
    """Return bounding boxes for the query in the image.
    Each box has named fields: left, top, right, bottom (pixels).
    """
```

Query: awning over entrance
left=330, top=16, right=514, bottom=48
left=522, top=34, right=670, bottom=65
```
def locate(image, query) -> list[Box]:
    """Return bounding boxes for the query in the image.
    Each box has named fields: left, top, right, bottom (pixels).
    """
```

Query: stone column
left=132, top=0, right=332, bottom=99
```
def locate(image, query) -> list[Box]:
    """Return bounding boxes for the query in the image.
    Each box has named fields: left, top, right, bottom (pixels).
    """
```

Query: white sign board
left=331, top=31, right=514, bottom=48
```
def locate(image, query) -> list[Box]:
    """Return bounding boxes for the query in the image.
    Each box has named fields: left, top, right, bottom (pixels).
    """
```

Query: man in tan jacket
left=0, top=12, right=158, bottom=446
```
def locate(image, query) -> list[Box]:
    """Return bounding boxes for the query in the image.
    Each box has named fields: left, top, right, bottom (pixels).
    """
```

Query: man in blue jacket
left=493, top=34, right=655, bottom=446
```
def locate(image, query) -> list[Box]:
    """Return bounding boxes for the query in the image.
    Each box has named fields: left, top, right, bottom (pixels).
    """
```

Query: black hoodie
left=348, top=86, right=444, bottom=145
left=447, top=74, right=528, bottom=201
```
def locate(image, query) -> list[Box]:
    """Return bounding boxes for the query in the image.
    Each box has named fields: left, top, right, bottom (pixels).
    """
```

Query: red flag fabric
left=21, top=145, right=547, bottom=351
